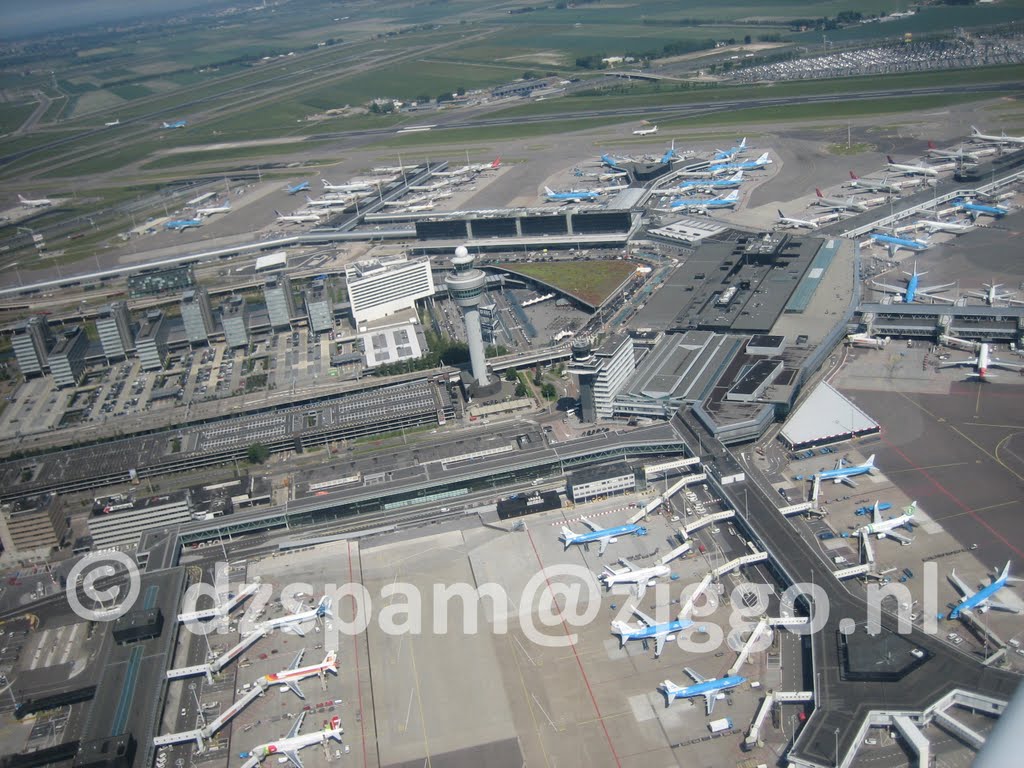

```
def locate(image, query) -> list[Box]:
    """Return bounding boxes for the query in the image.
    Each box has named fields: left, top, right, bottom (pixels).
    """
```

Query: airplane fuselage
left=562, top=523, right=645, bottom=547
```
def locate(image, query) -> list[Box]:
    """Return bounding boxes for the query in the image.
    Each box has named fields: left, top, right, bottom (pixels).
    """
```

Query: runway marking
left=960, top=422, right=1024, bottom=429
left=883, top=460, right=970, bottom=474
left=525, top=527, right=623, bottom=767
left=879, top=433, right=1023, bottom=559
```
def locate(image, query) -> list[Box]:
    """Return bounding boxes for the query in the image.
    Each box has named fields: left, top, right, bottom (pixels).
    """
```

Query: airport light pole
left=834, top=727, right=839, bottom=767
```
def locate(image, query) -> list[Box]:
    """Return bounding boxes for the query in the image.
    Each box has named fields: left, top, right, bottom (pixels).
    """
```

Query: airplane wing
left=949, top=571, right=975, bottom=599
left=597, top=537, right=610, bottom=556
left=281, top=623, right=306, bottom=637
left=983, top=598, right=1021, bottom=614
left=683, top=666, right=705, bottom=684
left=287, top=650, right=305, bottom=670
left=939, top=358, right=978, bottom=369
left=617, top=558, right=636, bottom=572
left=704, top=692, right=716, bottom=715
left=580, top=517, right=601, bottom=531
left=634, top=580, right=648, bottom=601
left=870, top=281, right=907, bottom=296
left=839, top=476, right=858, bottom=488
left=281, top=750, right=304, bottom=768
left=884, top=529, right=913, bottom=546
left=284, top=680, right=306, bottom=699
left=632, top=608, right=657, bottom=627
left=654, top=632, right=668, bottom=658
left=913, top=290, right=957, bottom=304
left=991, top=360, right=1024, bottom=373
left=286, top=711, right=305, bottom=739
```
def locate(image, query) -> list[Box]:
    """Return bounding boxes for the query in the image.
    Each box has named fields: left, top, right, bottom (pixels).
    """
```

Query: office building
left=264, top=275, right=296, bottom=330
left=49, top=327, right=89, bottom=388
left=136, top=310, right=170, bottom=371
left=0, top=493, right=68, bottom=560
left=10, top=316, right=51, bottom=378
left=567, top=462, right=637, bottom=504
left=568, top=334, right=635, bottom=422
left=305, top=283, right=334, bottom=334
left=444, top=246, right=489, bottom=386
left=88, top=491, right=192, bottom=550
left=96, top=302, right=133, bottom=362
left=345, top=255, right=435, bottom=327
left=180, top=287, right=214, bottom=345
left=221, top=296, right=249, bottom=349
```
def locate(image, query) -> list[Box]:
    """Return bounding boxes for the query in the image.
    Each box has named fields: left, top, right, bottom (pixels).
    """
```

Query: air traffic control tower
left=445, top=246, right=490, bottom=387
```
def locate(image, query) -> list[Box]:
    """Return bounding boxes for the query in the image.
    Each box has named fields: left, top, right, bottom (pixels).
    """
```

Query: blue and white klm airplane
left=713, top=137, right=747, bottom=161
left=286, top=181, right=310, bottom=195
left=560, top=517, right=647, bottom=556
left=952, top=198, right=1009, bottom=219
left=612, top=606, right=693, bottom=657
left=814, top=454, right=876, bottom=487
left=658, top=667, right=747, bottom=713
left=601, top=152, right=626, bottom=169
left=710, top=151, right=771, bottom=173
left=165, top=218, right=202, bottom=231
left=669, top=189, right=739, bottom=211
left=161, top=119, right=187, bottom=129
left=677, top=171, right=744, bottom=193
left=947, top=561, right=1022, bottom=620
left=871, top=261, right=953, bottom=304
left=660, top=139, right=678, bottom=164
left=544, top=186, right=600, bottom=203
left=864, top=232, right=932, bottom=257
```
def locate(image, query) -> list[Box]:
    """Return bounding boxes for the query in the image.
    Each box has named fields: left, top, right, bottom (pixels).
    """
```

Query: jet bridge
left=778, top=502, right=814, bottom=517
left=728, top=615, right=810, bottom=676
left=679, top=510, right=735, bottom=539
left=892, top=715, right=932, bottom=768
left=933, top=708, right=986, bottom=750
left=833, top=563, right=871, bottom=580
left=153, top=730, right=205, bottom=750
left=744, top=690, right=815, bottom=749
left=629, top=471, right=707, bottom=523
left=177, top=580, right=261, bottom=623
left=711, top=550, right=767, bottom=579
left=166, top=627, right=267, bottom=682
left=859, top=531, right=876, bottom=565
left=154, top=679, right=269, bottom=751
left=643, top=456, right=701, bottom=478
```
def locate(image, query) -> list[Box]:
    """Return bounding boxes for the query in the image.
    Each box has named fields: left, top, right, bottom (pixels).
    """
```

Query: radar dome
left=454, top=245, right=469, bottom=258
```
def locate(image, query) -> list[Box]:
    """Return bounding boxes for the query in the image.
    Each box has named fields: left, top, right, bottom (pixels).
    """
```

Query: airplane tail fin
left=659, top=680, right=682, bottom=706
left=971, top=125, right=981, bottom=136
left=324, top=650, right=338, bottom=667
left=274, top=210, right=282, bottom=217
left=864, top=454, right=875, bottom=468
left=492, top=157, right=501, bottom=168
left=849, top=171, right=859, bottom=180
left=560, top=527, right=575, bottom=549
left=887, top=155, right=895, bottom=164
left=611, top=621, right=630, bottom=647
left=724, top=190, right=738, bottom=201
left=815, top=188, right=824, bottom=197
left=928, top=141, right=937, bottom=150
left=778, top=209, right=786, bottom=218
left=905, top=501, right=916, bottom=517
left=544, top=186, right=555, bottom=196
left=317, top=596, right=333, bottom=617
left=739, top=137, right=747, bottom=148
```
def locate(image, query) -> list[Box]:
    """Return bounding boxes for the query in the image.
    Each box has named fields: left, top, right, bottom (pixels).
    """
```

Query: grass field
left=496, top=260, right=637, bottom=307
left=0, top=102, right=36, bottom=134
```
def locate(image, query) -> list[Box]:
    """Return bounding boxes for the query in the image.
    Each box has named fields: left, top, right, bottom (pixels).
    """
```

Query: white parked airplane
left=970, top=125, right=1024, bottom=145
left=967, top=281, right=1023, bottom=307
left=104, top=118, right=120, bottom=127
left=847, top=171, right=903, bottom=194
left=776, top=209, right=819, bottom=230
left=403, top=202, right=436, bottom=213
left=241, top=712, right=343, bottom=768
left=304, top=195, right=353, bottom=208
left=915, top=217, right=974, bottom=234
left=814, top=188, right=868, bottom=212
left=599, top=543, right=690, bottom=600
left=18, top=194, right=53, bottom=208
left=275, top=209, right=322, bottom=224
left=262, top=650, right=339, bottom=699
left=926, top=141, right=982, bottom=162
left=196, top=201, right=231, bottom=217
left=938, top=343, right=1023, bottom=380
left=857, top=501, right=915, bottom=546
left=886, top=155, right=939, bottom=177
left=633, top=124, right=658, bottom=136
left=322, top=179, right=377, bottom=193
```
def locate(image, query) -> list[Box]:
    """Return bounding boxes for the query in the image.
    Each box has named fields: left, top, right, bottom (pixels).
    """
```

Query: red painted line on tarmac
left=346, top=540, right=369, bottom=768
left=524, top=528, right=622, bottom=768
left=880, top=435, right=1024, bottom=558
